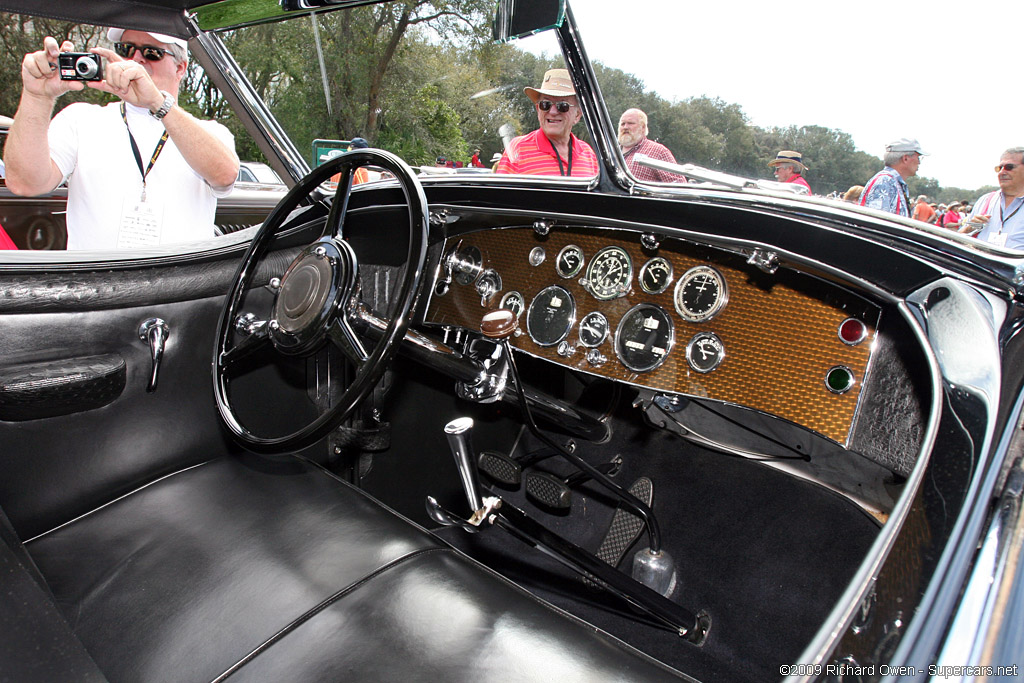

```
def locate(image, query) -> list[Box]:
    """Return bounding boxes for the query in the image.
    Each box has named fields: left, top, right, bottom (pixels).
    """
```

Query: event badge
left=117, top=196, right=164, bottom=248
left=987, top=232, right=1008, bottom=247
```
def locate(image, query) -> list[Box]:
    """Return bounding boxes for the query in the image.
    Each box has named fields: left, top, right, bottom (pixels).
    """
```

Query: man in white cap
left=4, top=28, right=238, bottom=250
left=768, top=150, right=811, bottom=193
left=496, top=68, right=598, bottom=177
left=858, top=138, right=927, bottom=217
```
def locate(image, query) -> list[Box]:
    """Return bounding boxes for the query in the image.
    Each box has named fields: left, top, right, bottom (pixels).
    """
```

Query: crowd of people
left=2, top=30, right=1021, bottom=253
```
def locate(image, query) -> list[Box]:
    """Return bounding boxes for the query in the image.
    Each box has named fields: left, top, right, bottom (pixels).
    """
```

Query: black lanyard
left=551, top=136, right=574, bottom=177
left=121, top=102, right=169, bottom=201
left=1000, top=196, right=1023, bottom=229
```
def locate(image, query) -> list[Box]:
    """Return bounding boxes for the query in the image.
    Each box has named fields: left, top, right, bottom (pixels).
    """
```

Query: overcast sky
left=524, top=0, right=1018, bottom=191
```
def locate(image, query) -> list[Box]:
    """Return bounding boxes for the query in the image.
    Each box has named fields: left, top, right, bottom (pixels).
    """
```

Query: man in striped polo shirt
left=496, top=68, right=598, bottom=178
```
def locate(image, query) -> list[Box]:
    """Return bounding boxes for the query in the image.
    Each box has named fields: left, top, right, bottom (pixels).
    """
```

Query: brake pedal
left=478, top=450, right=522, bottom=486
left=525, top=472, right=572, bottom=509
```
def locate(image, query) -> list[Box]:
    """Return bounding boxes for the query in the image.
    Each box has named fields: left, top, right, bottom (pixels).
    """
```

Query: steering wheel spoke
left=220, top=325, right=272, bottom=373
left=327, top=313, right=371, bottom=365
left=213, top=149, right=429, bottom=454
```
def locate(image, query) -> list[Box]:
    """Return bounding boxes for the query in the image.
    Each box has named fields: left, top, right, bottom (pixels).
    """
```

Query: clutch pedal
left=478, top=450, right=522, bottom=486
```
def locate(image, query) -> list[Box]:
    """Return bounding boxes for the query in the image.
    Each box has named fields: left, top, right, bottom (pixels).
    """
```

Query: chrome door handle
left=138, top=318, right=169, bottom=392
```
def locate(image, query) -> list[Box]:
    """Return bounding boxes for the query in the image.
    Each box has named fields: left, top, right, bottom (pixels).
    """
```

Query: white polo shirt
left=48, top=101, right=235, bottom=250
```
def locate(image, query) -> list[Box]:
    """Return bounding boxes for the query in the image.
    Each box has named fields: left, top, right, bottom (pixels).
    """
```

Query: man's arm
left=5, top=38, right=82, bottom=196
left=90, top=48, right=238, bottom=188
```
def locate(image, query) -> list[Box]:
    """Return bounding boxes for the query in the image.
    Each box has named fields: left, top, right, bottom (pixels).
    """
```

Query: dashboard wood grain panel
left=425, top=226, right=878, bottom=445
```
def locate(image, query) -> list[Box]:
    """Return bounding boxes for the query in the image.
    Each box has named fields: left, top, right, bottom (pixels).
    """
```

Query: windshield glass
left=218, top=2, right=596, bottom=182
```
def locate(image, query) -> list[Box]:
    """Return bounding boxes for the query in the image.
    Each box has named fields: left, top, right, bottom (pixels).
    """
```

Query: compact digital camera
left=58, top=52, right=103, bottom=81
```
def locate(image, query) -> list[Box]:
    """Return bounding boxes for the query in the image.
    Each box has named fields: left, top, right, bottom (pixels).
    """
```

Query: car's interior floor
left=433, top=411, right=881, bottom=683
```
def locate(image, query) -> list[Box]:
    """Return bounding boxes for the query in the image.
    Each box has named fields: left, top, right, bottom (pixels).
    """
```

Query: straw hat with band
left=768, top=151, right=807, bottom=172
left=525, top=68, right=576, bottom=103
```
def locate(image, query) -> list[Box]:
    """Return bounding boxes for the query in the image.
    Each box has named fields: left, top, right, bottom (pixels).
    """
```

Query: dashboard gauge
left=614, top=304, right=674, bottom=373
left=526, top=285, right=576, bottom=347
left=500, top=291, right=526, bottom=318
left=685, top=332, right=725, bottom=373
left=639, top=256, right=673, bottom=294
left=674, top=265, right=728, bottom=322
left=578, top=312, right=609, bottom=348
left=556, top=244, right=585, bottom=278
left=584, top=246, right=633, bottom=300
left=529, top=246, right=546, bottom=267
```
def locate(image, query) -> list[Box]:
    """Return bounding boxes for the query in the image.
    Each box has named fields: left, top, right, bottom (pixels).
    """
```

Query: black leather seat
left=9, top=455, right=683, bottom=681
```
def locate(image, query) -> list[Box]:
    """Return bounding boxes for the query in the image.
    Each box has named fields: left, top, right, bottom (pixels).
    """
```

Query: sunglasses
left=113, top=42, right=170, bottom=61
left=537, top=100, right=575, bottom=113
left=995, top=163, right=1021, bottom=172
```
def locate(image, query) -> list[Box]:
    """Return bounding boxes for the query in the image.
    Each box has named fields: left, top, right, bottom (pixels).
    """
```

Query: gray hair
left=1003, top=146, right=1024, bottom=159
left=167, top=43, right=187, bottom=64
left=883, top=150, right=908, bottom=166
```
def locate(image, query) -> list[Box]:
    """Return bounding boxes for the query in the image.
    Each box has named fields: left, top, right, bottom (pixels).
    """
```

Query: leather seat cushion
left=24, top=455, right=681, bottom=681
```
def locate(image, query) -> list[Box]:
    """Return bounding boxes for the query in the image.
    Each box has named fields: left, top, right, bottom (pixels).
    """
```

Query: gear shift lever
left=444, top=416, right=483, bottom=513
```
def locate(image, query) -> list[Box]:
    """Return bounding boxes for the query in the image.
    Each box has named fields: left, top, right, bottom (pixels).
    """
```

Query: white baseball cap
left=107, top=28, right=187, bottom=50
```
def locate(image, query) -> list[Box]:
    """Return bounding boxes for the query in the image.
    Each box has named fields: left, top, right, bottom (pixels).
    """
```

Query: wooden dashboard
left=424, top=226, right=879, bottom=445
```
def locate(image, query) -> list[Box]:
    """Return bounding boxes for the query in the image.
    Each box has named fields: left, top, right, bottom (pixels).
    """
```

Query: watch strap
left=150, top=91, right=175, bottom=120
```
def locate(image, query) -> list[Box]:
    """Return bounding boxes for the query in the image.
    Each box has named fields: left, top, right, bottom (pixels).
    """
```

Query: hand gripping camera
left=58, top=52, right=103, bottom=81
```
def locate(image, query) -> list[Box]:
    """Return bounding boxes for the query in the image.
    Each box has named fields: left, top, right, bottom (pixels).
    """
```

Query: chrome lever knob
left=444, top=416, right=482, bottom=513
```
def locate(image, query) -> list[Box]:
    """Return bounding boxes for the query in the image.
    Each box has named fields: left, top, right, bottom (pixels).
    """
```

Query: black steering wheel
left=214, top=149, right=428, bottom=453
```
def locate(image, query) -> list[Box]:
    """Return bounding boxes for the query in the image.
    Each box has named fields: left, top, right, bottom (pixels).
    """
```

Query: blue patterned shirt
left=859, top=167, right=911, bottom=217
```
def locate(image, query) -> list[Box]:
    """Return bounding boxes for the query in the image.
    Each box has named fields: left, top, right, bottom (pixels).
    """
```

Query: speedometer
left=584, top=246, right=632, bottom=300
left=674, top=265, right=728, bottom=322
left=614, top=304, right=674, bottom=372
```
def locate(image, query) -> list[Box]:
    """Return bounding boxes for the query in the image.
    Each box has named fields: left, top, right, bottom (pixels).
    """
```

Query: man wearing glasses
left=858, top=139, right=926, bottom=217
left=962, top=147, right=1024, bottom=249
left=4, top=28, right=238, bottom=250
left=495, top=68, right=598, bottom=177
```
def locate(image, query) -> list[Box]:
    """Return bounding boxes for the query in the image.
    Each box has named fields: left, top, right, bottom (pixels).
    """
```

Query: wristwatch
left=150, top=91, right=175, bottom=120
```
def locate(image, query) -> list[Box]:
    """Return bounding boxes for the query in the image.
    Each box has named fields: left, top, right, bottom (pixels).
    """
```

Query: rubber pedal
left=525, top=472, right=572, bottom=509
left=478, top=450, right=521, bottom=486
left=585, top=477, right=654, bottom=588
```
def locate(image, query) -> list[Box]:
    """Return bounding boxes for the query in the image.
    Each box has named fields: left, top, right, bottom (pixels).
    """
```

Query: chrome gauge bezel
left=500, top=291, right=526, bottom=318
left=685, top=331, right=725, bottom=374
left=639, top=256, right=673, bottom=294
left=578, top=311, right=610, bottom=348
left=525, top=285, right=577, bottom=347
left=583, top=246, right=633, bottom=301
left=556, top=244, right=585, bottom=279
left=613, top=303, right=674, bottom=373
left=674, top=265, right=729, bottom=323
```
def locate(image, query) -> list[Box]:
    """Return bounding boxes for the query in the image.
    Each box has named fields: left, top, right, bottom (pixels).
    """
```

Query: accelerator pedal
left=584, top=477, right=654, bottom=588
left=478, top=450, right=522, bottom=486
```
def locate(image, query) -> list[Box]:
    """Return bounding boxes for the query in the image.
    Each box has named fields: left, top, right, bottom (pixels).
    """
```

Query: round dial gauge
left=526, top=286, right=576, bottom=347
left=529, top=246, right=546, bottom=267
left=578, top=312, right=609, bottom=348
left=674, top=265, right=728, bottom=322
left=614, top=304, right=674, bottom=373
left=685, top=332, right=725, bottom=373
left=584, top=246, right=633, bottom=300
left=639, top=256, right=673, bottom=294
left=500, top=291, right=526, bottom=318
left=556, top=244, right=585, bottom=278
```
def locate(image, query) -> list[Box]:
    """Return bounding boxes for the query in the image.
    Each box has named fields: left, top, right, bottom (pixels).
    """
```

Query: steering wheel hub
left=270, top=238, right=356, bottom=355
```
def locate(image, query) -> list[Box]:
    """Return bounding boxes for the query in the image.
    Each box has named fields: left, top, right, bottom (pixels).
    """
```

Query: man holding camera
left=4, top=29, right=238, bottom=250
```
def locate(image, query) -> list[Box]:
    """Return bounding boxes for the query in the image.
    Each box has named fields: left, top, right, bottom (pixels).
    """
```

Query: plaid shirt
left=622, top=137, right=685, bottom=183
